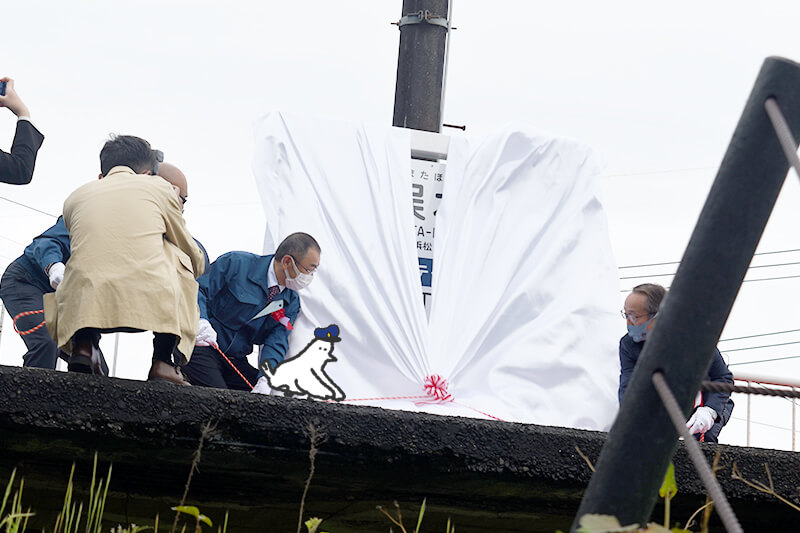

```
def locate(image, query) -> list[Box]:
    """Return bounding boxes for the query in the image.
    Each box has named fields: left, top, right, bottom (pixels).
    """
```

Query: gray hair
left=632, top=283, right=666, bottom=315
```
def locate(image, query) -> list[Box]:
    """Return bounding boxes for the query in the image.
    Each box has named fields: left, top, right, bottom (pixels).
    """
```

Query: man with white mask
left=619, top=283, right=734, bottom=443
left=183, top=232, right=320, bottom=390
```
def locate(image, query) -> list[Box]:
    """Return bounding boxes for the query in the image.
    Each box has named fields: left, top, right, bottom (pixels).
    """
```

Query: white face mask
left=284, top=256, right=314, bottom=291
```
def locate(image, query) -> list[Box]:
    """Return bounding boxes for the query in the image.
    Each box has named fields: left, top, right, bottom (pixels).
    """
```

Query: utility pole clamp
left=393, top=10, right=452, bottom=31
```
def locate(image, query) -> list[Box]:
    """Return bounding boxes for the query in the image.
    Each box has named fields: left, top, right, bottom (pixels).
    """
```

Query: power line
left=723, top=341, right=800, bottom=353
left=743, top=261, right=800, bottom=270
left=620, top=273, right=800, bottom=292
left=620, top=261, right=800, bottom=280
left=0, top=196, right=57, bottom=218
left=728, top=355, right=800, bottom=366
left=743, top=274, right=800, bottom=284
left=729, top=416, right=797, bottom=433
left=752, top=380, right=796, bottom=406
left=619, top=248, right=800, bottom=269
left=721, top=329, right=800, bottom=342
left=756, top=248, right=800, bottom=256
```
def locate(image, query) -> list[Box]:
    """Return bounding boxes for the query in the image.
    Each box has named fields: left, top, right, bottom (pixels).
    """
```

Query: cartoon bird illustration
left=260, top=324, right=346, bottom=401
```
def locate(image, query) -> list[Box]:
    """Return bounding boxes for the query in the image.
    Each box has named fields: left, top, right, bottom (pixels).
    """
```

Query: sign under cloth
left=252, top=112, right=620, bottom=430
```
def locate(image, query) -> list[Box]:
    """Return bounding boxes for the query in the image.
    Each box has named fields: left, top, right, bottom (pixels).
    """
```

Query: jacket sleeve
left=197, top=252, right=235, bottom=320
left=160, top=183, right=205, bottom=278
left=23, top=216, right=70, bottom=273
left=257, top=293, right=301, bottom=373
left=618, top=336, right=636, bottom=404
left=194, top=238, right=211, bottom=273
left=702, top=349, right=734, bottom=416
left=0, top=119, right=45, bottom=185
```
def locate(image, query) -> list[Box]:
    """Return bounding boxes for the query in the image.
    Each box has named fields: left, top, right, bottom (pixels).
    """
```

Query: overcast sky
left=1, top=1, right=799, bottom=449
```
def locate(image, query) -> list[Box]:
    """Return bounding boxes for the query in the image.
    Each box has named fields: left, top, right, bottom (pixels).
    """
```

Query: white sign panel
left=411, top=159, right=445, bottom=315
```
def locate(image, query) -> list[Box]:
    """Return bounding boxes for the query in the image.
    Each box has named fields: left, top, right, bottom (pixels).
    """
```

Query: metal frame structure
left=572, top=56, right=800, bottom=531
left=733, top=371, right=800, bottom=449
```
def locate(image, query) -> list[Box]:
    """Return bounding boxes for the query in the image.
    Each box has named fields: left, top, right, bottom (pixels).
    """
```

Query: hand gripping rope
left=206, top=308, right=292, bottom=391
left=13, top=309, right=46, bottom=336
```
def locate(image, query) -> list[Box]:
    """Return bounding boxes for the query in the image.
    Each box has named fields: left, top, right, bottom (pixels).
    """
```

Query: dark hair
left=99, top=134, right=161, bottom=176
left=632, top=283, right=666, bottom=315
left=275, top=232, right=321, bottom=262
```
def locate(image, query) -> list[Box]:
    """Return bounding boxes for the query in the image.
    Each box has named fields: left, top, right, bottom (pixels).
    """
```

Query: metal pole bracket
left=392, top=10, right=453, bottom=31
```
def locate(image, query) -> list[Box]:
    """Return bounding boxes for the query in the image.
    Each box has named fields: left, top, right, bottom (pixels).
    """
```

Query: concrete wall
left=2, top=366, right=799, bottom=532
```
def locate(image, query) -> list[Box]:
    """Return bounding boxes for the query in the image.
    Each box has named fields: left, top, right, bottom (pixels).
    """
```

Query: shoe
left=70, top=334, right=95, bottom=374
left=147, top=360, right=191, bottom=386
left=67, top=353, right=93, bottom=374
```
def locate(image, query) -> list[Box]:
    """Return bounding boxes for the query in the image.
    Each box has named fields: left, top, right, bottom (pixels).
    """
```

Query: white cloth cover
left=253, top=112, right=620, bottom=430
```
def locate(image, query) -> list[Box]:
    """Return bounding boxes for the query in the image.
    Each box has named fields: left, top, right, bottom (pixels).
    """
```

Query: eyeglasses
left=620, top=310, right=655, bottom=321
left=179, top=195, right=188, bottom=205
left=291, top=255, right=317, bottom=274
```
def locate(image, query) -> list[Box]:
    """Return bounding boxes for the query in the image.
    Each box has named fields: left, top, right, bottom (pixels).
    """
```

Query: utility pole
left=392, top=0, right=451, bottom=132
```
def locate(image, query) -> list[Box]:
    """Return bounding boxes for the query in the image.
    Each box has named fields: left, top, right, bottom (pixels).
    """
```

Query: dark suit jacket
left=1, top=119, right=45, bottom=185
left=618, top=333, right=734, bottom=419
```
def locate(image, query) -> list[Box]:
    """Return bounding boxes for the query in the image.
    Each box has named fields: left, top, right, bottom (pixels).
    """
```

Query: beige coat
left=44, top=166, right=205, bottom=360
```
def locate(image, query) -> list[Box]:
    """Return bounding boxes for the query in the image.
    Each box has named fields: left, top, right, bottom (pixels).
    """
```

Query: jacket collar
left=104, top=166, right=138, bottom=178
left=266, top=256, right=285, bottom=291
left=246, top=254, right=278, bottom=287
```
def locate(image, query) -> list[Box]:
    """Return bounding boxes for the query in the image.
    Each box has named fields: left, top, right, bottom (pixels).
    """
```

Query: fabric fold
left=253, top=112, right=619, bottom=430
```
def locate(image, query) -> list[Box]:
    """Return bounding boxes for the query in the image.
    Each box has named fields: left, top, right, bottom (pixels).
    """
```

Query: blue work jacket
left=197, top=252, right=299, bottom=369
left=12, top=216, right=210, bottom=294
left=15, top=216, right=70, bottom=293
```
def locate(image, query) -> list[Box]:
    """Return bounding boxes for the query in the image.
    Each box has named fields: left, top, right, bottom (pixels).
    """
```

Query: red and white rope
left=12, top=309, right=46, bottom=336
left=212, top=343, right=254, bottom=390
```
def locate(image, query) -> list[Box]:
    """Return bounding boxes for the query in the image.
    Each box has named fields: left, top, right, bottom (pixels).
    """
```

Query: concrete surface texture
left=1, top=365, right=799, bottom=532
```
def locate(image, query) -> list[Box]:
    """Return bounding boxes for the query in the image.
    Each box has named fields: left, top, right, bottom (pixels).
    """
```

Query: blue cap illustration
left=314, top=324, right=341, bottom=343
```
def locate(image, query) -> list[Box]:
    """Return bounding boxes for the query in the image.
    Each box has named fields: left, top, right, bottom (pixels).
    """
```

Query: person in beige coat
left=44, top=135, right=205, bottom=385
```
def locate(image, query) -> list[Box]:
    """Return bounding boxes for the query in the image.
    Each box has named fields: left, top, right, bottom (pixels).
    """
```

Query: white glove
left=195, top=318, right=217, bottom=346
left=47, top=262, right=65, bottom=289
left=686, top=406, right=717, bottom=435
left=251, top=376, right=272, bottom=395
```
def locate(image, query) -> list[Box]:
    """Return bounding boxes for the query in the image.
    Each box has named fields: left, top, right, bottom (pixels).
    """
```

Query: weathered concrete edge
left=2, top=365, right=799, bottom=507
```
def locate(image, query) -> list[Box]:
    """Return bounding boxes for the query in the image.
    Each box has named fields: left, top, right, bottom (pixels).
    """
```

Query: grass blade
left=0, top=468, right=16, bottom=518
left=414, top=498, right=426, bottom=533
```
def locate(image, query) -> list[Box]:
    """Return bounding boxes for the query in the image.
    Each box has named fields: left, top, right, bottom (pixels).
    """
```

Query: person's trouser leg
left=182, top=346, right=230, bottom=388
left=94, top=347, right=110, bottom=376
left=153, top=333, right=178, bottom=364
left=0, top=263, right=60, bottom=369
left=67, top=327, right=107, bottom=375
left=699, top=421, right=723, bottom=443
left=70, top=328, right=100, bottom=373
left=222, top=356, right=259, bottom=391
left=147, top=333, right=190, bottom=385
